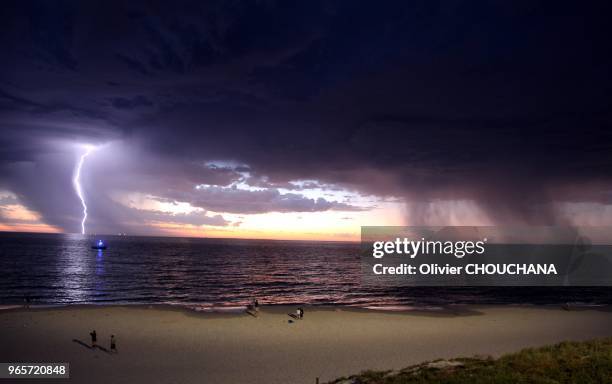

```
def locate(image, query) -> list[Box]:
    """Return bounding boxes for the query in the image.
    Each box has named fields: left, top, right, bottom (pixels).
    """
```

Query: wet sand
left=1, top=305, right=612, bottom=383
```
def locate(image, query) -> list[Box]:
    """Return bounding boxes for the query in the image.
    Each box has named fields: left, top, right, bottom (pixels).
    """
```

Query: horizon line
left=0, top=229, right=361, bottom=244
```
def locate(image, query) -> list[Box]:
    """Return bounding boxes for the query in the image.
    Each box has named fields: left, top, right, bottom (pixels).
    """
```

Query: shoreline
left=2, top=301, right=610, bottom=315
left=2, top=304, right=612, bottom=383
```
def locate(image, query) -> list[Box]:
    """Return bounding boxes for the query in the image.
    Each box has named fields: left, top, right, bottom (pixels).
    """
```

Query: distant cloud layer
left=1, top=1, right=612, bottom=234
left=168, top=185, right=365, bottom=215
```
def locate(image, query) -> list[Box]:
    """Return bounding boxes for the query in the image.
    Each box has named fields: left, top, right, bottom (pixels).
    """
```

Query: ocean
left=1, top=232, right=611, bottom=310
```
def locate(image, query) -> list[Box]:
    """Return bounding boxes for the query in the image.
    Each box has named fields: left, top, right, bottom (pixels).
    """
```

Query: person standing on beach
left=90, top=330, right=97, bottom=348
left=110, top=335, right=117, bottom=353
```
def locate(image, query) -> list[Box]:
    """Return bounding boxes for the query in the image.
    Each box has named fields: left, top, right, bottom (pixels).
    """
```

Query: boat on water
left=91, top=240, right=107, bottom=250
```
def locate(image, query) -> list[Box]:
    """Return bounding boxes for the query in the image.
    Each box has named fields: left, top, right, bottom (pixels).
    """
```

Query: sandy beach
left=1, top=305, right=611, bottom=384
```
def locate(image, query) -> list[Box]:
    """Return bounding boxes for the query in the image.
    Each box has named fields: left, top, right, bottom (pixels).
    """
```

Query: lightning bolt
left=73, top=145, right=96, bottom=235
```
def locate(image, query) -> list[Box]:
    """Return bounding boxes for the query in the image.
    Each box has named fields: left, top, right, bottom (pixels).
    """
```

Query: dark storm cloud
left=110, top=96, right=153, bottom=110
left=1, top=0, right=612, bottom=232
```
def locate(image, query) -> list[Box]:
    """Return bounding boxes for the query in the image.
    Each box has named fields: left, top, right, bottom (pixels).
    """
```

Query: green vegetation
left=328, top=338, right=612, bottom=384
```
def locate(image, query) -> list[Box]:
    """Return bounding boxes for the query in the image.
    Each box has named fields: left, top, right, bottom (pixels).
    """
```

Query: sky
left=1, top=1, right=612, bottom=240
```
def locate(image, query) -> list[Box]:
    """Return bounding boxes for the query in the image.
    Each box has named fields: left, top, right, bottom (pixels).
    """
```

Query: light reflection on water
left=0, top=232, right=611, bottom=308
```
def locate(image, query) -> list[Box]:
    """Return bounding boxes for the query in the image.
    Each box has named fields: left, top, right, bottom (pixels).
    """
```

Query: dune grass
left=327, top=338, right=612, bottom=384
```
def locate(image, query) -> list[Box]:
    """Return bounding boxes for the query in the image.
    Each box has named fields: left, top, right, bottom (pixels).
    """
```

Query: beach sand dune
left=1, top=305, right=612, bottom=384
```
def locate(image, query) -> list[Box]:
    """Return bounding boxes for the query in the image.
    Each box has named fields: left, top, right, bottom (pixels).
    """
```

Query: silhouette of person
left=90, top=330, right=97, bottom=348
left=110, top=335, right=117, bottom=353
